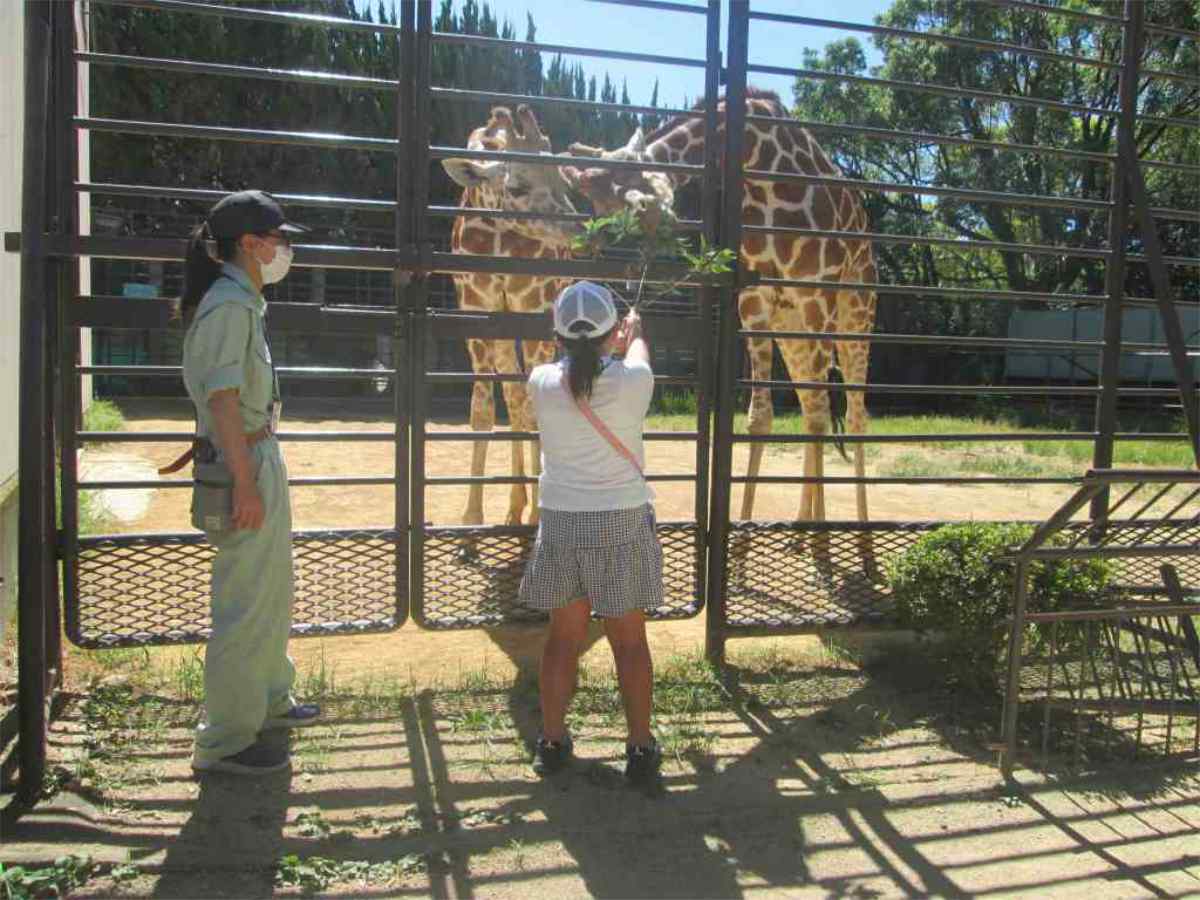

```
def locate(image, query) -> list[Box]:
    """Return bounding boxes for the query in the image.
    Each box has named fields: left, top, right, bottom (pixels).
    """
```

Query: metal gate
left=8, top=0, right=1198, bottom=801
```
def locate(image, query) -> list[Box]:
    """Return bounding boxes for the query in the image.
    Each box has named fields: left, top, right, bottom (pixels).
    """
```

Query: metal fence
left=6, top=0, right=1197, bottom=801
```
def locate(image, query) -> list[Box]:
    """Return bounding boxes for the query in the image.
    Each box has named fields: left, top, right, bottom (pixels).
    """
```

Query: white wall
left=0, top=1, right=24, bottom=636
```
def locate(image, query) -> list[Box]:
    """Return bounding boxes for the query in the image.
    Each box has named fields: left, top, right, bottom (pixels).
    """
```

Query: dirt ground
left=5, top=641, right=1200, bottom=899
left=4, top=398, right=1196, bottom=896
left=76, top=398, right=1097, bottom=680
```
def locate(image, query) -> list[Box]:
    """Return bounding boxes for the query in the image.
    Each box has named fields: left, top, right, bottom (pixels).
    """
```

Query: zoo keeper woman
left=519, top=281, right=663, bottom=782
left=174, top=190, right=321, bottom=776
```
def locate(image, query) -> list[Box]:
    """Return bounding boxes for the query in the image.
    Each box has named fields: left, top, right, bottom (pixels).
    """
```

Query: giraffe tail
left=827, top=362, right=850, bottom=464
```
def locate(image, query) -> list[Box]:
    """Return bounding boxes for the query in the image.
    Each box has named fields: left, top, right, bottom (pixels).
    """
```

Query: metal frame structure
left=5, top=0, right=1197, bottom=803
left=703, top=0, right=1199, bottom=662
left=1001, top=469, right=1200, bottom=776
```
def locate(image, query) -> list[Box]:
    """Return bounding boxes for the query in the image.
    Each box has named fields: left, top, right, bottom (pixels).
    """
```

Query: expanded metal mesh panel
left=723, top=520, right=1200, bottom=630
left=417, top=523, right=701, bottom=628
left=72, top=530, right=404, bottom=648
left=1018, top=616, right=1200, bottom=766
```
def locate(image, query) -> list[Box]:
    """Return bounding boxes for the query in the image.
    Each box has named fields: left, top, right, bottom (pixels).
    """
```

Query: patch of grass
left=0, top=855, right=97, bottom=899
left=82, top=399, right=126, bottom=434
left=275, top=853, right=426, bottom=891
left=658, top=720, right=717, bottom=765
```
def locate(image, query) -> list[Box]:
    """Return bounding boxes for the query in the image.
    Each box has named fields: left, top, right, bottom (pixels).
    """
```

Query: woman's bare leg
left=603, top=610, right=653, bottom=746
left=539, top=599, right=591, bottom=741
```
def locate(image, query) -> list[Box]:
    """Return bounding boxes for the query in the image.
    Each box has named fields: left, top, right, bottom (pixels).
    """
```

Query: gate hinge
left=719, top=66, right=728, bottom=86
left=55, top=529, right=66, bottom=559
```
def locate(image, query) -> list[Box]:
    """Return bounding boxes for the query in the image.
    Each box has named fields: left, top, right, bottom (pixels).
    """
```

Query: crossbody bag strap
left=562, top=379, right=645, bottom=480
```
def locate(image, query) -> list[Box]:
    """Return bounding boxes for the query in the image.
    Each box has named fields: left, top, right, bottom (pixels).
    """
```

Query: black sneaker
left=192, top=740, right=291, bottom=776
left=624, top=738, right=662, bottom=783
left=532, top=734, right=573, bottom=775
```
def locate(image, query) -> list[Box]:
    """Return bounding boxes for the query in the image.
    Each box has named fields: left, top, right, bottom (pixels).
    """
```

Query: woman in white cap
left=174, top=190, right=321, bottom=776
left=520, top=280, right=662, bottom=782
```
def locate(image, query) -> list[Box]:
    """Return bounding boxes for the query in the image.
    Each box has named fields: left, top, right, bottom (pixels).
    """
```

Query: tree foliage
left=790, top=0, right=1198, bottom=382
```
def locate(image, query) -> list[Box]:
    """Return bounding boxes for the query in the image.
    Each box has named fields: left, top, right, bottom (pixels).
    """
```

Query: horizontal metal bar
left=426, top=310, right=705, bottom=343
left=737, top=381, right=1178, bottom=397
left=422, top=431, right=698, bottom=442
left=758, top=275, right=1108, bottom=305
left=1145, top=207, right=1200, bottom=223
left=585, top=0, right=709, bottom=14
left=426, top=204, right=704, bottom=230
left=747, top=222, right=1196, bottom=266
left=68, top=294, right=398, bottom=331
left=1141, top=159, right=1200, bottom=175
left=1083, top=468, right=1200, bottom=483
left=744, top=224, right=1114, bottom=260
left=77, top=430, right=394, bottom=443
left=79, top=365, right=395, bottom=380
left=962, top=0, right=1125, bottom=27
left=429, top=143, right=704, bottom=176
left=77, top=181, right=394, bottom=212
left=431, top=31, right=706, bottom=69
left=1023, top=604, right=1200, bottom=623
left=1133, top=113, right=1200, bottom=129
left=744, top=165, right=1114, bottom=212
left=1039, top=699, right=1200, bottom=717
left=720, top=623, right=897, bottom=637
left=92, top=0, right=401, bottom=33
left=729, top=474, right=1080, bottom=485
left=426, top=474, right=695, bottom=485
left=1143, top=22, right=1200, bottom=41
left=424, top=371, right=698, bottom=385
left=77, top=116, right=397, bottom=152
left=1028, top=544, right=1200, bottom=560
left=748, top=12, right=1122, bottom=73
left=78, top=51, right=398, bottom=91
left=429, top=87, right=697, bottom=122
left=737, top=329, right=1195, bottom=355
left=732, top=432, right=1187, bottom=444
left=81, top=475, right=396, bottom=489
left=750, top=62, right=1119, bottom=119
left=780, top=116, right=1116, bottom=164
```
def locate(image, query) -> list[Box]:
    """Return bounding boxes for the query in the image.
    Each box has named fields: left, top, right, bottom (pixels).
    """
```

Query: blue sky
left=383, top=1, right=892, bottom=108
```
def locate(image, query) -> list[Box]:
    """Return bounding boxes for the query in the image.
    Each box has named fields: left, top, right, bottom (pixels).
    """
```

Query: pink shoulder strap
left=562, top=379, right=645, bottom=479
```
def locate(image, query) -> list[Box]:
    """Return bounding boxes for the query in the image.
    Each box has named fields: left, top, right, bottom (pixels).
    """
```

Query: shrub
left=887, top=522, right=1113, bottom=693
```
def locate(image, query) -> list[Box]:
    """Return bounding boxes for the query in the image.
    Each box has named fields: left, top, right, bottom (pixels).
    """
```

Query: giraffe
left=440, top=105, right=579, bottom=529
left=568, top=88, right=877, bottom=534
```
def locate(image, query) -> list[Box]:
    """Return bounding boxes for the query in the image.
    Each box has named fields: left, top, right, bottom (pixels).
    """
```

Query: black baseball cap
left=206, top=190, right=310, bottom=240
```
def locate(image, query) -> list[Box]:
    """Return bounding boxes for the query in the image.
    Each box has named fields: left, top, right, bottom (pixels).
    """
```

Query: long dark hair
left=562, top=326, right=615, bottom=400
left=179, top=223, right=237, bottom=322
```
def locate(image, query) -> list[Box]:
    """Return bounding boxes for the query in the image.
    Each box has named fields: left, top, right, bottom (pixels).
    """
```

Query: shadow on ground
left=3, top=646, right=1199, bottom=898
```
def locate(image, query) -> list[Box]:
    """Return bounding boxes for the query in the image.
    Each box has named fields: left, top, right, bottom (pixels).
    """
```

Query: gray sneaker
left=262, top=703, right=322, bottom=731
left=192, top=741, right=291, bottom=776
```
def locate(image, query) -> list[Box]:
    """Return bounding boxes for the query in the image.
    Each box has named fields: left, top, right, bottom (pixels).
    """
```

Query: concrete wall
left=1007, top=306, right=1200, bottom=384
left=0, top=1, right=24, bottom=643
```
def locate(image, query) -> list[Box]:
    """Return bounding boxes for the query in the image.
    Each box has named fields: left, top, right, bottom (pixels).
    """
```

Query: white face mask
left=259, top=242, right=293, bottom=285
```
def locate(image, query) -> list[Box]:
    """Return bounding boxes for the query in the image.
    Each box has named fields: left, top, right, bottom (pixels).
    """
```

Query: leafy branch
left=571, top=210, right=735, bottom=310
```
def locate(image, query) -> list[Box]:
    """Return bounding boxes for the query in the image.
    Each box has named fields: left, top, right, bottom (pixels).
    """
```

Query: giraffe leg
left=460, top=339, right=496, bottom=563
left=494, top=339, right=529, bottom=526
left=837, top=276, right=878, bottom=579
left=737, top=291, right=777, bottom=524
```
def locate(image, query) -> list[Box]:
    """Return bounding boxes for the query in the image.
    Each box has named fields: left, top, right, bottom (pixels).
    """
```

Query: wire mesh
left=416, top=523, right=701, bottom=628
left=72, top=530, right=405, bottom=648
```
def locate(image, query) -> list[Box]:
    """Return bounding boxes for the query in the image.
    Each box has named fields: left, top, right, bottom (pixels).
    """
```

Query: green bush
left=887, top=523, right=1113, bottom=693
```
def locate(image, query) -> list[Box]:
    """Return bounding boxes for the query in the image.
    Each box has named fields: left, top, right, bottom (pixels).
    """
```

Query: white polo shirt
left=528, top=356, right=655, bottom=512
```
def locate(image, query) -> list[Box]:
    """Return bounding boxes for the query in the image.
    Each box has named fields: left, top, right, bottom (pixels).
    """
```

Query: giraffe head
left=441, top=105, right=580, bottom=247
left=562, top=128, right=677, bottom=236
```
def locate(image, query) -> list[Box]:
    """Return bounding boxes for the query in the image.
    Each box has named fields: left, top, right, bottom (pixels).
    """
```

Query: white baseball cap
left=553, top=281, right=619, bottom=340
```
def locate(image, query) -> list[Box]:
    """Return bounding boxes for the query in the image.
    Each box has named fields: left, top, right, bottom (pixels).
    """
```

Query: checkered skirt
left=519, top=504, right=663, bottom=618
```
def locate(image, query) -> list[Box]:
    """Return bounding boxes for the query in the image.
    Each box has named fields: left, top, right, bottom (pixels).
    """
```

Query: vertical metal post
left=408, top=0, right=433, bottom=619
left=1090, top=0, right=1139, bottom=522
left=693, top=0, right=721, bottom=615
left=1001, top=559, right=1030, bottom=780
left=394, top=0, right=415, bottom=620
left=705, top=0, right=749, bottom=667
left=50, top=0, right=82, bottom=684
left=1117, top=5, right=1200, bottom=466
left=17, top=0, right=55, bottom=805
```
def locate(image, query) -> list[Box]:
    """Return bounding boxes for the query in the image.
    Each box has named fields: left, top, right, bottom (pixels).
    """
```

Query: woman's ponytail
left=563, top=325, right=616, bottom=400
left=179, top=223, right=234, bottom=322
